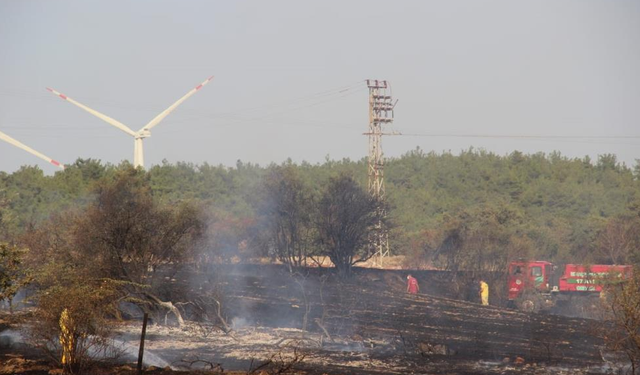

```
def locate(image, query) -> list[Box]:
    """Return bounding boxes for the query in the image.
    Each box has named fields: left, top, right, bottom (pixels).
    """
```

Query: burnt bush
left=315, top=175, right=385, bottom=277
left=0, top=243, right=30, bottom=313
left=599, top=271, right=640, bottom=374
left=28, top=262, right=129, bottom=374
left=21, top=167, right=204, bottom=328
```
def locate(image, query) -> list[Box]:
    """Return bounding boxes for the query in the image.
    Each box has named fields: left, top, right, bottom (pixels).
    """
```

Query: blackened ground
left=168, top=264, right=606, bottom=369
left=0, top=265, right=610, bottom=374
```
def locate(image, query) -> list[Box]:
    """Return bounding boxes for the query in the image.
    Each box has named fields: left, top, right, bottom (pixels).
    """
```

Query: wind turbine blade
left=0, top=130, right=64, bottom=169
left=46, top=88, right=137, bottom=137
left=141, top=76, right=214, bottom=131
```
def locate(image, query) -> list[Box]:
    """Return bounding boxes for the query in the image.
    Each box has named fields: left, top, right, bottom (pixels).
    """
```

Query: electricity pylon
left=364, top=79, right=398, bottom=267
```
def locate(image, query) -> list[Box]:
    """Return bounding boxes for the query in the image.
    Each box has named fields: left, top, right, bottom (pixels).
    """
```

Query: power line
left=0, top=80, right=367, bottom=120
left=166, top=84, right=368, bottom=124
left=400, top=133, right=640, bottom=139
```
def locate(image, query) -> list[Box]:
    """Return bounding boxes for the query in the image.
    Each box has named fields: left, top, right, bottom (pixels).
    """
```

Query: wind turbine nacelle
left=137, top=129, right=152, bottom=138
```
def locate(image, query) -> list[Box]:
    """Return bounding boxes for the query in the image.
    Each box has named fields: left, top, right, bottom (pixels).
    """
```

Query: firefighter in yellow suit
left=479, top=280, right=489, bottom=306
left=59, top=308, right=74, bottom=369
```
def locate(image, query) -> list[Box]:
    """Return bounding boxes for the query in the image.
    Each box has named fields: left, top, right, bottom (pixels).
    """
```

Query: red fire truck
left=507, top=261, right=633, bottom=312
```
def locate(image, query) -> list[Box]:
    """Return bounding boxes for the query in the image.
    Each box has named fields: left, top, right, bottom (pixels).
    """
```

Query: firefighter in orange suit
left=407, top=274, right=420, bottom=294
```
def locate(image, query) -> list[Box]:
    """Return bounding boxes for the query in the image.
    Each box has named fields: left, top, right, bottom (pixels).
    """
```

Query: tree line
left=2, top=149, right=639, bottom=267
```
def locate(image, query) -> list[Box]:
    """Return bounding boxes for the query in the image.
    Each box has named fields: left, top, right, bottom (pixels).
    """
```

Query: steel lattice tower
left=365, top=79, right=397, bottom=266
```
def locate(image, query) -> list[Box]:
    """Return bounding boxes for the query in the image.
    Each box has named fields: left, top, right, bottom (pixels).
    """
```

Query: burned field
left=0, top=264, right=610, bottom=374
left=99, top=264, right=606, bottom=374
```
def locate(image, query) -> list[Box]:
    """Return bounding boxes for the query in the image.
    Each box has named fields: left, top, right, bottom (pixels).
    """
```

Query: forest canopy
left=1, top=148, right=639, bottom=267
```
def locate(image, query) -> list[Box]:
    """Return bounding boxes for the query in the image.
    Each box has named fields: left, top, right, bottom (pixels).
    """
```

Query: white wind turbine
left=0, top=130, right=65, bottom=170
left=47, top=76, right=214, bottom=169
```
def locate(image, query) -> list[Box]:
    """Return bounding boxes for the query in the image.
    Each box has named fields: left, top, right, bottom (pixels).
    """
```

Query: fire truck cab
left=507, top=260, right=633, bottom=313
left=508, top=261, right=553, bottom=301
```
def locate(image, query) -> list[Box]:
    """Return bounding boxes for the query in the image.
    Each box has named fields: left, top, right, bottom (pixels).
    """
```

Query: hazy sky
left=1, top=1, right=639, bottom=173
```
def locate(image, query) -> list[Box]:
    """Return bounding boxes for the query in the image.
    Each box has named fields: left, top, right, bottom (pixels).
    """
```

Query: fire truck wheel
left=517, top=292, right=541, bottom=313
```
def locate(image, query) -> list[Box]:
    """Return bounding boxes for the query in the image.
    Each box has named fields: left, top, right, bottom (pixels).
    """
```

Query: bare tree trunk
left=293, top=274, right=310, bottom=332
left=212, top=297, right=231, bottom=333
left=145, top=293, right=185, bottom=328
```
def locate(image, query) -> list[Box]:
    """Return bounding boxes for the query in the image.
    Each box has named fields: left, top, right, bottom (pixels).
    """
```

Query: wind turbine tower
left=47, top=76, right=214, bottom=169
